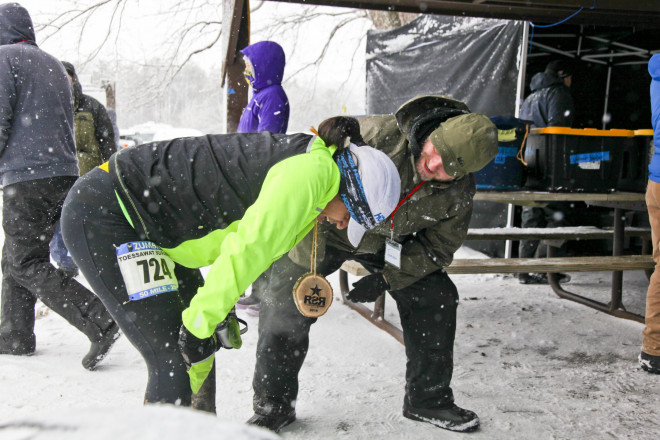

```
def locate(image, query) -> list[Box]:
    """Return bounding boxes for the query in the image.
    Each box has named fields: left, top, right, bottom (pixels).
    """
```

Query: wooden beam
left=262, top=0, right=660, bottom=27
left=473, top=191, right=646, bottom=203
left=445, top=255, right=654, bottom=274
left=464, top=226, right=651, bottom=241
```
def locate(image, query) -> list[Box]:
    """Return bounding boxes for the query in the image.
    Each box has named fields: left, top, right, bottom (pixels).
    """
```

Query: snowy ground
left=2, top=244, right=660, bottom=439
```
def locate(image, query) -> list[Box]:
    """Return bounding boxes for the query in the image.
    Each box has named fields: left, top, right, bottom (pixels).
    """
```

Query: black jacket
left=520, top=70, right=574, bottom=128
left=0, top=3, right=78, bottom=186
left=109, top=132, right=313, bottom=247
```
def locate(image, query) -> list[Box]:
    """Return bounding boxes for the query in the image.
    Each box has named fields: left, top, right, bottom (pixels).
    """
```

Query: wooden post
left=102, top=81, right=116, bottom=110
left=222, top=0, right=250, bottom=133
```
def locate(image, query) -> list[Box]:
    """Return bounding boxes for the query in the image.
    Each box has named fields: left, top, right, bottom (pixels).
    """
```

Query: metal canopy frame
left=530, top=32, right=656, bottom=67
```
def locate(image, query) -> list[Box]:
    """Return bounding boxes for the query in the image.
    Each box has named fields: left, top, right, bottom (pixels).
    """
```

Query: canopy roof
left=263, top=0, right=660, bottom=28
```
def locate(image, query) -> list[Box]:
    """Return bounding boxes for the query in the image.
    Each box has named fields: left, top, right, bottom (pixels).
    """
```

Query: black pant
left=253, top=251, right=458, bottom=416
left=0, top=176, right=113, bottom=344
left=61, top=168, right=204, bottom=405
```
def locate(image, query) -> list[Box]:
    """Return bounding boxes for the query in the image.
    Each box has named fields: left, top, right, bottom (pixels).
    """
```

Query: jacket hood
left=0, top=3, right=36, bottom=46
left=650, top=54, right=660, bottom=81
left=529, top=70, right=564, bottom=92
left=428, top=113, right=498, bottom=180
left=61, top=61, right=83, bottom=106
left=240, top=41, right=285, bottom=90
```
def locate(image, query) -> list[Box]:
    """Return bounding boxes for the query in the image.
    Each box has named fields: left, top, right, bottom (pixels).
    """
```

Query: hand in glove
left=178, top=324, right=218, bottom=394
left=346, top=273, right=390, bottom=303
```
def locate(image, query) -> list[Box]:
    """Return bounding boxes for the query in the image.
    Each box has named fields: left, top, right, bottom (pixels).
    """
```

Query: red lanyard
left=390, top=181, right=426, bottom=235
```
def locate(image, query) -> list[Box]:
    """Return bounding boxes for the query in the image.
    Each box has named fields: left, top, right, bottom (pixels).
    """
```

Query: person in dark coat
left=520, top=59, right=574, bottom=128
left=61, top=61, right=116, bottom=175
left=236, top=40, right=291, bottom=315
left=0, top=3, right=118, bottom=370
left=517, top=59, right=575, bottom=284
left=247, top=96, right=499, bottom=434
left=237, top=40, right=289, bottom=134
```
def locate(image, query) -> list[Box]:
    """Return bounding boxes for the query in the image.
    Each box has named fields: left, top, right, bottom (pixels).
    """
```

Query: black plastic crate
left=617, top=129, right=653, bottom=193
left=524, top=127, right=635, bottom=193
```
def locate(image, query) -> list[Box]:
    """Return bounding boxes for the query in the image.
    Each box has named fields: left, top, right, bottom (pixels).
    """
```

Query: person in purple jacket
left=236, top=41, right=290, bottom=315
left=641, top=53, right=660, bottom=375
left=237, top=40, right=289, bottom=134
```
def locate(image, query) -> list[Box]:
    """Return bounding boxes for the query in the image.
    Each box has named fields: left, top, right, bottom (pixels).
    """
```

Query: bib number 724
left=116, top=241, right=179, bottom=301
left=136, top=258, right=173, bottom=283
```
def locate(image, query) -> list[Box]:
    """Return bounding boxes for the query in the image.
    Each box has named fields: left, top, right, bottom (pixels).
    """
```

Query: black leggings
left=61, top=168, right=204, bottom=405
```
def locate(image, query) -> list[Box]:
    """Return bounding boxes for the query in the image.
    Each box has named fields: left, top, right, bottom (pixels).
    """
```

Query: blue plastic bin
left=474, top=116, right=531, bottom=190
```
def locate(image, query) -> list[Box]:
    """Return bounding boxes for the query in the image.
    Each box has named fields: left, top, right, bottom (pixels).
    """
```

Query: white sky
left=17, top=0, right=369, bottom=99
left=15, top=0, right=371, bottom=131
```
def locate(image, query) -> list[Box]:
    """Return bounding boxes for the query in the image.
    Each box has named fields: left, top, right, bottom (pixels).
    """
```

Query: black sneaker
left=0, top=331, right=35, bottom=356
left=82, top=323, right=120, bottom=370
left=639, top=351, right=660, bottom=374
left=403, top=401, right=479, bottom=432
left=518, top=273, right=571, bottom=285
left=246, top=411, right=296, bottom=433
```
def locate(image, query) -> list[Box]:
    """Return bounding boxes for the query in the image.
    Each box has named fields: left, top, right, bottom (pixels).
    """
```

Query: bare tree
left=30, top=1, right=418, bottom=129
left=34, top=1, right=416, bottom=84
left=35, top=0, right=223, bottom=82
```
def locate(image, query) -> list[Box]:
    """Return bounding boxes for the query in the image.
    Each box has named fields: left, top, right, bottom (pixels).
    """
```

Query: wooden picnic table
left=339, top=191, right=653, bottom=344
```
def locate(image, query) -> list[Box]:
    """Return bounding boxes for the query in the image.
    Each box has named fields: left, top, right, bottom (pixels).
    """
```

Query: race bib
left=116, top=241, right=178, bottom=301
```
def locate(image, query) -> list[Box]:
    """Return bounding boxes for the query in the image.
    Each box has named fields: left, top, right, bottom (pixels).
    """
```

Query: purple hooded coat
left=237, top=41, right=289, bottom=134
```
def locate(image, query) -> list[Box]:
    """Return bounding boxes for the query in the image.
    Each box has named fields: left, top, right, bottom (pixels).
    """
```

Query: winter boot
left=0, top=331, right=35, bottom=356
left=246, top=410, right=296, bottom=433
left=403, top=400, right=480, bottom=432
left=82, top=322, right=120, bottom=370
left=639, top=351, right=660, bottom=374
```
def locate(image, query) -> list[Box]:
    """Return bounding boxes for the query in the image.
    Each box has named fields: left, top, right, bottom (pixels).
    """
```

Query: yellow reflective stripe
left=114, top=191, right=134, bottom=229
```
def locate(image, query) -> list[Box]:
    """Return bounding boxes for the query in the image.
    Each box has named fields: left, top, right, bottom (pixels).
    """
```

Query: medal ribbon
left=310, top=222, right=318, bottom=278
left=389, top=181, right=426, bottom=239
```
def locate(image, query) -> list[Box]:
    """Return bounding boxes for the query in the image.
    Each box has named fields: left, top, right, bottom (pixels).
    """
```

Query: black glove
left=346, top=273, right=390, bottom=303
left=177, top=325, right=218, bottom=370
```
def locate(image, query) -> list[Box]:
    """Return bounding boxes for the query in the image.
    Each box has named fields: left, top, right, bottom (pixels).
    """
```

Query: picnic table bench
left=338, top=191, right=653, bottom=344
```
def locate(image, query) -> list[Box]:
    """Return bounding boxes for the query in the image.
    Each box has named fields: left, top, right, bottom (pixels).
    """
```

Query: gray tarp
left=366, top=15, right=525, bottom=257
left=366, top=15, right=524, bottom=116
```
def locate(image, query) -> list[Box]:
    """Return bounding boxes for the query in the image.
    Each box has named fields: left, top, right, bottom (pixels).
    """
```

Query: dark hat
left=61, top=61, right=75, bottom=77
left=545, top=59, right=573, bottom=78
left=428, top=113, right=499, bottom=179
left=395, top=95, right=470, bottom=157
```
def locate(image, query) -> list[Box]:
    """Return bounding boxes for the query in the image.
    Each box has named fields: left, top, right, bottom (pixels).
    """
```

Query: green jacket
left=63, top=62, right=116, bottom=175
left=177, top=138, right=339, bottom=338
left=289, top=114, right=479, bottom=290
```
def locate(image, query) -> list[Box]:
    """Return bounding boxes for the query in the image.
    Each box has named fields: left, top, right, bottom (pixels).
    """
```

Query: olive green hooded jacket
left=289, top=96, right=498, bottom=290
left=61, top=61, right=116, bottom=175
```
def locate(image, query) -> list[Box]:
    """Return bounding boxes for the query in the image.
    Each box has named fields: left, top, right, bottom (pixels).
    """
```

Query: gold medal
left=293, top=272, right=333, bottom=318
left=293, top=222, right=333, bottom=318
